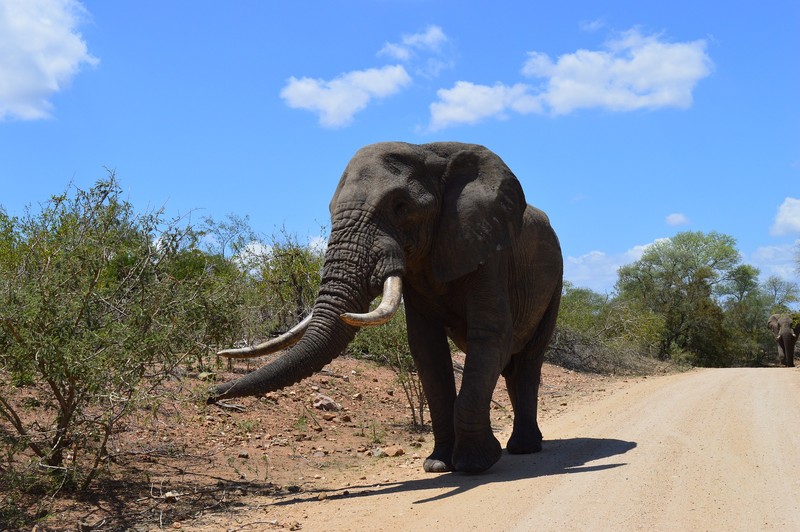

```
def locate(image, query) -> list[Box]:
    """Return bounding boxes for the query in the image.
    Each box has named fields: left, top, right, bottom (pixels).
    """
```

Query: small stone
left=313, top=394, right=341, bottom=411
left=383, top=445, right=405, bottom=457
left=352, top=392, right=363, bottom=400
left=238, top=451, right=249, bottom=459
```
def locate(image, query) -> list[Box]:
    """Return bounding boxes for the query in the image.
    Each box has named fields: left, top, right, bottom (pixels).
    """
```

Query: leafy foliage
left=550, top=282, right=665, bottom=373
left=1, top=174, right=797, bottom=504
left=0, top=177, right=236, bottom=492
left=348, top=307, right=427, bottom=428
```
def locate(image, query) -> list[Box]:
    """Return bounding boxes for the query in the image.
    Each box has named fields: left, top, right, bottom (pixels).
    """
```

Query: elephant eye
left=394, top=200, right=408, bottom=218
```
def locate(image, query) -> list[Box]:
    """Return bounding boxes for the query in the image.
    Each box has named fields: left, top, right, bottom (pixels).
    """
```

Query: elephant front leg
left=451, top=260, right=512, bottom=473
left=453, top=334, right=505, bottom=473
left=404, top=299, right=457, bottom=473
left=777, top=341, right=788, bottom=366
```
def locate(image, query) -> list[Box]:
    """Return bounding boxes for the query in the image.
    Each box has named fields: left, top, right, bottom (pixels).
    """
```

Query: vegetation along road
left=260, top=368, right=800, bottom=531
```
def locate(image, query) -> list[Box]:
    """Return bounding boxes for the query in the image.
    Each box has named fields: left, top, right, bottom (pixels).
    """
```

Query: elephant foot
left=506, top=430, right=543, bottom=455
left=423, top=444, right=454, bottom=473
left=452, top=431, right=502, bottom=474
left=423, top=458, right=452, bottom=473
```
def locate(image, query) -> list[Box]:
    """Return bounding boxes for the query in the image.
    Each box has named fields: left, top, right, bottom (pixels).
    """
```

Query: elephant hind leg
left=503, top=354, right=543, bottom=454
left=503, top=293, right=560, bottom=455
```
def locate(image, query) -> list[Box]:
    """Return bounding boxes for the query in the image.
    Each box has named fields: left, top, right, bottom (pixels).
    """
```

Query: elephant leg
left=776, top=341, right=786, bottom=366
left=503, top=296, right=558, bottom=455
left=453, top=337, right=504, bottom=473
left=503, top=350, right=544, bottom=455
left=450, top=260, right=512, bottom=473
left=404, top=299, right=457, bottom=473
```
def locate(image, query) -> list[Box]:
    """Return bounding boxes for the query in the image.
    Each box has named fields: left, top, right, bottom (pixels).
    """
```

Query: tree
left=760, top=275, right=800, bottom=312
left=550, top=282, right=663, bottom=372
left=0, top=177, right=231, bottom=491
left=250, top=229, right=325, bottom=334
left=616, top=231, right=740, bottom=365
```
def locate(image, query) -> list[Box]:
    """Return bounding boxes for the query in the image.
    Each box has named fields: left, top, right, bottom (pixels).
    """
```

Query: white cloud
left=666, top=213, right=689, bottom=226
left=0, top=0, right=98, bottom=121
left=280, top=65, right=412, bottom=127
left=380, top=25, right=453, bottom=79
left=308, top=235, right=328, bottom=254
left=523, top=28, right=712, bottom=115
left=379, top=25, right=447, bottom=61
left=564, top=244, right=649, bottom=293
left=770, top=197, right=800, bottom=236
left=427, top=28, right=712, bottom=129
left=748, top=241, right=800, bottom=280
left=429, top=81, right=541, bottom=131
left=580, top=19, right=606, bottom=32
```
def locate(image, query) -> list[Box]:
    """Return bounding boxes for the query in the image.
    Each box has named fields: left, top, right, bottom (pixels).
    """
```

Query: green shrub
left=348, top=307, right=427, bottom=428
left=0, top=177, right=232, bottom=493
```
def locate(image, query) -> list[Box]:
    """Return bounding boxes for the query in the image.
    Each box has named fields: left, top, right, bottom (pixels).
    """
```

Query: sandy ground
left=194, top=367, right=800, bottom=531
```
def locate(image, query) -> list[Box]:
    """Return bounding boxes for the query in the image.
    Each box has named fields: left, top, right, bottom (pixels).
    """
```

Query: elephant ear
left=768, top=314, right=781, bottom=334
left=431, top=148, right=526, bottom=283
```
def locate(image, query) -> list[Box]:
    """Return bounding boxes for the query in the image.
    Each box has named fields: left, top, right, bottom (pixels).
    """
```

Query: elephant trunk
left=209, top=303, right=357, bottom=401
left=209, top=216, right=405, bottom=402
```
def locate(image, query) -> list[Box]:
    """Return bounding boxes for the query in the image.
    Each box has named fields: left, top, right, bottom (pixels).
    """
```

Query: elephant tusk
left=218, top=313, right=313, bottom=358
left=340, top=276, right=402, bottom=327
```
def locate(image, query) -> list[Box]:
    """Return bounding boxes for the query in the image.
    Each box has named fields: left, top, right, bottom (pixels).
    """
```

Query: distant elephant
left=767, top=314, right=799, bottom=367
left=209, top=142, right=563, bottom=474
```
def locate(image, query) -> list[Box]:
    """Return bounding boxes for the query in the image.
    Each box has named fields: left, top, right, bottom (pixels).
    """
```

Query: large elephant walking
left=209, top=142, right=563, bottom=474
left=767, top=314, right=799, bottom=367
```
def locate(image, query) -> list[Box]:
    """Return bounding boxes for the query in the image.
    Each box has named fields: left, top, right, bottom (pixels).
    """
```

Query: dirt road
left=251, top=368, right=800, bottom=531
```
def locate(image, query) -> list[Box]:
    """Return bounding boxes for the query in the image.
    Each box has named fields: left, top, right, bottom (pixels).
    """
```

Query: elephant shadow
left=406, top=437, right=637, bottom=503
left=278, top=437, right=636, bottom=505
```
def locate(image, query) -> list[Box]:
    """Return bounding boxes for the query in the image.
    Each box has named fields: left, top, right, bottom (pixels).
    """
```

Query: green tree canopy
left=616, top=231, right=741, bottom=365
left=0, top=177, right=240, bottom=491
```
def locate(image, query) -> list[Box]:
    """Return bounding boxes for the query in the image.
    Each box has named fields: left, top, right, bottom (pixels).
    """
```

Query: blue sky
left=1, top=0, right=799, bottom=294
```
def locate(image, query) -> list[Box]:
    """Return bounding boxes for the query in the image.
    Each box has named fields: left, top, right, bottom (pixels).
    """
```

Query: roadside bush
left=218, top=227, right=325, bottom=357
left=549, top=283, right=666, bottom=374
left=348, top=307, right=427, bottom=428
left=0, top=177, right=230, bottom=493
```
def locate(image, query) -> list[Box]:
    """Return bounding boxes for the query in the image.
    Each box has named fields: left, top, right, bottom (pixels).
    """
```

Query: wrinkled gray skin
left=767, top=314, right=798, bottom=367
left=210, top=142, right=563, bottom=473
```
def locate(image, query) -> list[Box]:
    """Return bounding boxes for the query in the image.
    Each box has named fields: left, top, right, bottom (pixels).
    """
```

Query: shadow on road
left=276, top=437, right=637, bottom=506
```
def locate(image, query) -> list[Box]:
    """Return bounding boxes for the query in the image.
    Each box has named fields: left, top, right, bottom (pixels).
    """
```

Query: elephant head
left=767, top=313, right=798, bottom=367
left=209, top=142, right=527, bottom=401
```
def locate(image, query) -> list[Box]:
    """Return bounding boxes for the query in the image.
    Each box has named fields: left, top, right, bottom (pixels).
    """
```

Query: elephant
left=209, top=141, right=563, bottom=474
left=767, top=314, right=799, bottom=367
